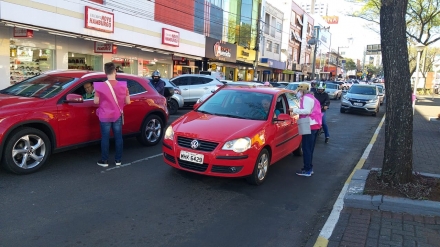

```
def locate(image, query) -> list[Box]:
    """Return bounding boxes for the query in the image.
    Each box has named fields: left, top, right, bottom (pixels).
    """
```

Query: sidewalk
left=325, top=95, right=440, bottom=247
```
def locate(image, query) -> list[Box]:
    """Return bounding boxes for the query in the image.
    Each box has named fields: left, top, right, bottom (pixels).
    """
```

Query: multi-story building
left=300, top=1, right=328, bottom=16
left=1, top=0, right=206, bottom=89
left=257, top=0, right=285, bottom=82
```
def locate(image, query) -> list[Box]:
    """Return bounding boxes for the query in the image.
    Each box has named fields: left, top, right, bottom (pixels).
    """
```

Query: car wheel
left=293, top=143, right=302, bottom=156
left=372, top=107, right=378, bottom=116
left=167, top=99, right=179, bottom=115
left=137, top=115, right=164, bottom=146
left=2, top=127, right=51, bottom=174
left=246, top=148, right=270, bottom=185
left=340, top=108, right=345, bottom=113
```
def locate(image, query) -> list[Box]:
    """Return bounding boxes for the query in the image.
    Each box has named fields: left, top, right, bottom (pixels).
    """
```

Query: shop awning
left=282, top=70, right=295, bottom=74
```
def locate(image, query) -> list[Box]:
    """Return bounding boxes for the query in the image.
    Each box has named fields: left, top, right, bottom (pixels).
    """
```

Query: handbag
left=297, top=117, right=311, bottom=135
left=104, top=80, right=124, bottom=125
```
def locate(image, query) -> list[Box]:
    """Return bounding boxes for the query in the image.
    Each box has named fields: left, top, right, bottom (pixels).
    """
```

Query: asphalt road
left=0, top=101, right=385, bottom=247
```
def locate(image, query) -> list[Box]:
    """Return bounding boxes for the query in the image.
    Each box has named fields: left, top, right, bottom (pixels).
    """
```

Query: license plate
left=353, top=102, right=363, bottom=106
left=180, top=151, right=204, bottom=164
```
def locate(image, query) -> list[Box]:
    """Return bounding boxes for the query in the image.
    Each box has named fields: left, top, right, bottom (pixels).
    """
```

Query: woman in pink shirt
left=94, top=62, right=130, bottom=167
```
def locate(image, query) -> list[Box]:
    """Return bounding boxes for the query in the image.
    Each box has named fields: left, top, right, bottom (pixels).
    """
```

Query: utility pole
left=253, top=0, right=263, bottom=81
left=311, top=0, right=315, bottom=14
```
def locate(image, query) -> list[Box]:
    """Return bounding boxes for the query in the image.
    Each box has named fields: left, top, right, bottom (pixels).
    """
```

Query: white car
left=196, top=81, right=262, bottom=104
left=170, top=74, right=224, bottom=105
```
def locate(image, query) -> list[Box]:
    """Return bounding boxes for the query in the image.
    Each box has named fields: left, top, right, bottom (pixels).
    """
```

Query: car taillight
left=174, top=89, right=181, bottom=95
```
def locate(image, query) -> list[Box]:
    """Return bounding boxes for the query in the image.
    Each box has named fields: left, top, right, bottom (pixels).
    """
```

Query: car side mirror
left=275, top=113, right=291, bottom=121
left=64, top=94, right=84, bottom=103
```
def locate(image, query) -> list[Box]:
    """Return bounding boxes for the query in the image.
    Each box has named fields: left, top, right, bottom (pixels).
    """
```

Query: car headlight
left=222, top=137, right=251, bottom=153
left=368, top=98, right=378, bottom=103
left=164, top=126, right=174, bottom=140
left=343, top=96, right=350, bottom=100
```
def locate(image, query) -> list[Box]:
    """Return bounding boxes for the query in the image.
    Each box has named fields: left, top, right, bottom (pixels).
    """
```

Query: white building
left=0, top=0, right=206, bottom=89
left=300, top=1, right=328, bottom=15
left=258, top=0, right=285, bottom=81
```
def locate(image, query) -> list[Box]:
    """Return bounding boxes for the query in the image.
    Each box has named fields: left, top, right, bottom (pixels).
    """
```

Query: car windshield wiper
left=216, top=113, right=247, bottom=119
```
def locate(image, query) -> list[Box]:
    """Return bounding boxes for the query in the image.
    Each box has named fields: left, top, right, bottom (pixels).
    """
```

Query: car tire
left=372, top=108, right=378, bottom=116
left=293, top=143, right=302, bottom=156
left=136, top=115, right=164, bottom=146
left=167, top=99, right=179, bottom=115
left=246, top=148, right=270, bottom=185
left=2, top=127, right=51, bottom=174
left=340, top=108, right=345, bottom=113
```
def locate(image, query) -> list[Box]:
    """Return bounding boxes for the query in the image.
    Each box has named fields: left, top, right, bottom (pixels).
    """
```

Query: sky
left=297, top=0, right=381, bottom=61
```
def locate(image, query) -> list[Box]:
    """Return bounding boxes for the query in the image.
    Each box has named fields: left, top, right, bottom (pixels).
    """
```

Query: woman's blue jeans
left=322, top=111, right=329, bottom=138
left=100, top=116, right=123, bottom=161
left=302, top=130, right=318, bottom=171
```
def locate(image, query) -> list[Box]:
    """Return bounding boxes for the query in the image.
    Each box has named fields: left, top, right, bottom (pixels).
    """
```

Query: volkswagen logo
left=190, top=140, right=199, bottom=149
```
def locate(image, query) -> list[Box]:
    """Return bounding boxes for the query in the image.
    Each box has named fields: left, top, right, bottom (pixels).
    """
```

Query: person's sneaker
left=325, top=137, right=329, bottom=144
left=115, top=160, right=122, bottom=166
left=97, top=160, right=108, bottom=167
left=296, top=169, right=312, bottom=177
left=300, top=168, right=314, bottom=175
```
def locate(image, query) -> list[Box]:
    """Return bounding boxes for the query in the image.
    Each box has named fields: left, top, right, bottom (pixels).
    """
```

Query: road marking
left=101, top=153, right=163, bottom=173
left=313, top=114, right=386, bottom=247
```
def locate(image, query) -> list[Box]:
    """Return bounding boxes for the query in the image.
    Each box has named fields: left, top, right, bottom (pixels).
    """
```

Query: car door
left=188, top=76, right=211, bottom=102
left=171, top=77, right=190, bottom=101
left=271, top=94, right=296, bottom=163
left=56, top=77, right=106, bottom=147
left=121, top=78, right=150, bottom=134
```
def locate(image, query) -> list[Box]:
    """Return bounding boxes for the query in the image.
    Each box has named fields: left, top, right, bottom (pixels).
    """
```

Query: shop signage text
left=241, top=50, right=249, bottom=57
left=85, top=6, right=114, bottom=33
left=94, top=42, right=118, bottom=54
left=173, top=60, right=189, bottom=66
left=162, top=28, right=180, bottom=47
left=13, top=28, right=33, bottom=38
left=205, top=37, right=237, bottom=63
left=90, top=0, right=104, bottom=4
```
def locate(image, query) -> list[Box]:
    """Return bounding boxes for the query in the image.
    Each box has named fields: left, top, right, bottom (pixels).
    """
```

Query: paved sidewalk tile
left=328, top=207, right=440, bottom=247
left=364, top=96, right=440, bottom=174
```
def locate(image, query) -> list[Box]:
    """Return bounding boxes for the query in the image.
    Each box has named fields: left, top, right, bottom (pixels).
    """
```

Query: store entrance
left=68, top=52, right=102, bottom=71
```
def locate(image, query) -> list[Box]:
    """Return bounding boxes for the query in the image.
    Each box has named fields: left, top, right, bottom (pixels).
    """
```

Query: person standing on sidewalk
left=314, top=82, right=331, bottom=143
left=292, top=83, right=322, bottom=177
left=94, top=62, right=130, bottom=167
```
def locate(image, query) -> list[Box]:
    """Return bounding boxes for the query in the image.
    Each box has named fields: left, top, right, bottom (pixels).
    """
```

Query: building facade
left=300, top=1, right=328, bottom=16
left=0, top=0, right=206, bottom=89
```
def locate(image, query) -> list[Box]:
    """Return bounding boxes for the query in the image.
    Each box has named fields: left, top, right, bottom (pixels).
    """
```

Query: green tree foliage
left=344, top=58, right=358, bottom=71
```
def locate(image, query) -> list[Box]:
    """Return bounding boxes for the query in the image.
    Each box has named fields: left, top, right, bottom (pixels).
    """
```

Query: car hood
left=346, top=93, right=376, bottom=100
left=326, top=88, right=338, bottom=93
left=0, top=94, right=45, bottom=109
left=173, top=111, right=266, bottom=142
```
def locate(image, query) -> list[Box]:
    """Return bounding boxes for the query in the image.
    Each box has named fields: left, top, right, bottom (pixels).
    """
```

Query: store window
left=68, top=52, right=102, bottom=71
left=10, top=45, right=54, bottom=85
left=172, top=60, right=199, bottom=78
left=143, top=61, right=170, bottom=78
left=112, top=57, right=138, bottom=75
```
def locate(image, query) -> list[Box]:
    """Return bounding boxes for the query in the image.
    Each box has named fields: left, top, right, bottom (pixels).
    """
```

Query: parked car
left=169, top=74, right=225, bottom=105
left=147, top=77, right=184, bottom=115
left=162, top=85, right=303, bottom=185
left=285, top=82, right=311, bottom=91
left=325, top=82, right=342, bottom=100
left=0, top=70, right=168, bottom=174
left=340, top=84, right=381, bottom=116
left=372, top=83, right=385, bottom=105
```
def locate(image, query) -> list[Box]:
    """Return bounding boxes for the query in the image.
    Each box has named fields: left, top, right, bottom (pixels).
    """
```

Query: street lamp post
left=413, top=43, right=425, bottom=114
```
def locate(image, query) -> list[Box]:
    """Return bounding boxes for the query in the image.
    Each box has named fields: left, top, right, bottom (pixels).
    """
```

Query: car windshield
left=197, top=90, right=274, bottom=121
left=377, top=87, right=383, bottom=93
left=326, top=84, right=338, bottom=89
left=349, top=86, right=377, bottom=95
left=0, top=75, right=77, bottom=98
left=286, top=84, right=299, bottom=90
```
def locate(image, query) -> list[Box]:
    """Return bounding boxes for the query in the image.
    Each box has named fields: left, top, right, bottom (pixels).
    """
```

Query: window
left=265, top=13, right=270, bottom=35
left=274, top=43, right=280, bottom=54
left=72, top=78, right=106, bottom=98
left=290, top=11, right=296, bottom=25
left=1, top=75, right=77, bottom=98
left=276, top=22, right=282, bottom=33
left=171, top=77, right=190, bottom=86
left=127, top=79, right=147, bottom=95
left=271, top=16, right=276, bottom=37
left=266, top=40, right=272, bottom=52
left=192, top=77, right=213, bottom=85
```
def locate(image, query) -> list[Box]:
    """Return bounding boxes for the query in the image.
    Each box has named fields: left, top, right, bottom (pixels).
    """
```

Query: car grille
left=163, top=153, right=176, bottom=163
left=178, top=159, right=208, bottom=172
left=177, top=137, right=219, bottom=152
left=211, top=165, right=243, bottom=174
left=349, top=98, right=368, bottom=106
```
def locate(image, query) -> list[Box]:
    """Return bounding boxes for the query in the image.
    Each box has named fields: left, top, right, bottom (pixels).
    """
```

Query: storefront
left=0, top=1, right=205, bottom=88
left=171, top=54, right=201, bottom=77
left=204, top=37, right=237, bottom=80
left=258, top=58, right=286, bottom=82
left=236, top=46, right=256, bottom=81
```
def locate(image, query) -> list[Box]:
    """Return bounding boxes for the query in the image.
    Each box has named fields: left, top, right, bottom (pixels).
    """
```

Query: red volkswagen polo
left=162, top=85, right=302, bottom=185
left=0, top=70, right=168, bottom=174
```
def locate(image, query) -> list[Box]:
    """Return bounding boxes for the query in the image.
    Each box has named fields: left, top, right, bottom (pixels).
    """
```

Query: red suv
left=0, top=70, right=168, bottom=174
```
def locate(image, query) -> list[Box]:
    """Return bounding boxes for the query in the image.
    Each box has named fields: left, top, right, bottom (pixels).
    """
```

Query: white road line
left=101, top=153, right=163, bottom=173
left=361, top=144, right=373, bottom=159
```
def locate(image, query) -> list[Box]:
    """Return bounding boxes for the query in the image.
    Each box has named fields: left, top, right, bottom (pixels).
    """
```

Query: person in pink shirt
left=93, top=62, right=130, bottom=167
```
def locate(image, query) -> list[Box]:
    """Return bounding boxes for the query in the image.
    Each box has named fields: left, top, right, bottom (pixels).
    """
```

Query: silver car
left=170, top=74, right=224, bottom=105
left=340, top=84, right=380, bottom=116
left=325, top=82, right=342, bottom=100
left=147, top=78, right=184, bottom=115
left=372, top=83, right=385, bottom=105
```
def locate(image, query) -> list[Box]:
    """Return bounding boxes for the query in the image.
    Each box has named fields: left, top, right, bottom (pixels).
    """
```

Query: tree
left=380, top=0, right=413, bottom=183
left=344, top=58, right=357, bottom=71
left=347, top=0, right=440, bottom=73
left=408, top=46, right=440, bottom=78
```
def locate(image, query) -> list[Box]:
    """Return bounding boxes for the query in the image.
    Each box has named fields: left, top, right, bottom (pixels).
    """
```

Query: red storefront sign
left=90, top=0, right=104, bottom=4
left=94, top=42, right=118, bottom=54
left=13, top=28, right=33, bottom=38
left=85, top=6, right=114, bottom=33
left=173, top=60, right=189, bottom=66
left=162, top=28, right=180, bottom=47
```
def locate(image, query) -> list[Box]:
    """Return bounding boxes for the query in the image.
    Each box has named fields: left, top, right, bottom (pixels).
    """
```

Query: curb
left=344, top=169, right=440, bottom=216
